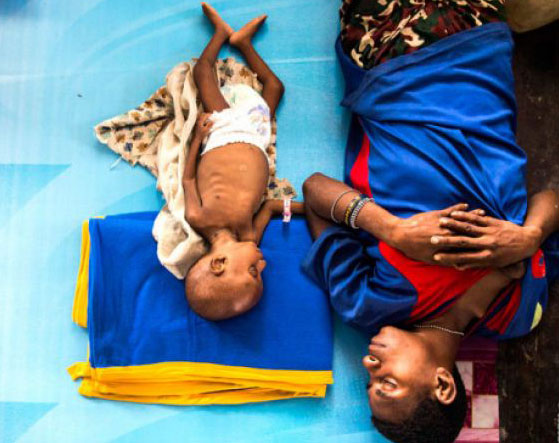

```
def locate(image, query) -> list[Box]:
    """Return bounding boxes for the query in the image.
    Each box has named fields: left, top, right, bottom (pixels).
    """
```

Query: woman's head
left=185, top=240, right=266, bottom=320
left=363, top=326, right=467, bottom=442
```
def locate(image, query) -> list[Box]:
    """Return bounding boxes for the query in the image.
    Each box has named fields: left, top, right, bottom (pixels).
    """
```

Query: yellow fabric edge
left=69, top=361, right=333, bottom=385
left=72, top=216, right=104, bottom=328
left=81, top=377, right=327, bottom=396
left=77, top=378, right=327, bottom=405
left=68, top=361, right=332, bottom=404
left=87, top=379, right=326, bottom=396
left=531, top=302, right=543, bottom=330
left=72, top=220, right=90, bottom=328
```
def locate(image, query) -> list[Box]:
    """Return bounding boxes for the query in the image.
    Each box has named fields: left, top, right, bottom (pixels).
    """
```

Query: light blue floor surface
left=0, top=1, right=389, bottom=441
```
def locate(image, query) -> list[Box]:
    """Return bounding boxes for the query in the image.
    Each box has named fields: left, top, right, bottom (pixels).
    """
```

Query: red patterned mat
left=456, top=338, right=499, bottom=443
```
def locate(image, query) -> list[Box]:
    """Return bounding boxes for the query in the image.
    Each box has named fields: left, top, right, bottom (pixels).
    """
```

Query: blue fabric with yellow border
left=69, top=212, right=334, bottom=405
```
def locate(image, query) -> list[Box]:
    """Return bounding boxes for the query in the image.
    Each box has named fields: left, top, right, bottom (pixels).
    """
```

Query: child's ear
left=210, top=255, right=227, bottom=276
left=256, top=259, right=266, bottom=272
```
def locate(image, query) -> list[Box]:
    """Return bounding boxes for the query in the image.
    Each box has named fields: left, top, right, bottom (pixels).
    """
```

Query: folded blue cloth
left=69, top=212, right=333, bottom=405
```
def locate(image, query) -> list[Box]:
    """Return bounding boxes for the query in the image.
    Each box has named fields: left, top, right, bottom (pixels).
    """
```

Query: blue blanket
left=69, top=212, right=333, bottom=405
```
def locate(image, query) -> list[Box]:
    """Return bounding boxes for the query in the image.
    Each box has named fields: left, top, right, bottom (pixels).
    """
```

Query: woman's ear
left=209, top=255, right=227, bottom=276
left=434, top=367, right=457, bottom=405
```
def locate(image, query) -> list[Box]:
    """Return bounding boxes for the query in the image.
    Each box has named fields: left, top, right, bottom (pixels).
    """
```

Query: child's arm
left=253, top=199, right=304, bottom=243
left=183, top=114, right=212, bottom=224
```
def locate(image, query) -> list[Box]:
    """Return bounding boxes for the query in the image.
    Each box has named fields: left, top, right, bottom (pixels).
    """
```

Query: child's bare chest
left=197, top=143, right=269, bottom=203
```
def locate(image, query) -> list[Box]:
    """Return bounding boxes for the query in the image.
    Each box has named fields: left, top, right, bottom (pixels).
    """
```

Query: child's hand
left=195, top=113, right=213, bottom=139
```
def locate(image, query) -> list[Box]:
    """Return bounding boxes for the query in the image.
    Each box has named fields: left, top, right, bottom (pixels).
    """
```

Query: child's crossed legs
left=193, top=3, right=284, bottom=116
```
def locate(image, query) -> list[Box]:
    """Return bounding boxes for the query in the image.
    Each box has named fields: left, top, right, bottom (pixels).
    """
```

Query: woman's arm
left=432, top=189, right=559, bottom=269
left=303, top=173, right=396, bottom=240
left=524, top=190, right=559, bottom=242
left=302, top=173, right=471, bottom=264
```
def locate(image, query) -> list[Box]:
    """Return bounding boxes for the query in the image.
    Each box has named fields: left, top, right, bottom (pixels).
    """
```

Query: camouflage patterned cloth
left=340, top=0, right=506, bottom=70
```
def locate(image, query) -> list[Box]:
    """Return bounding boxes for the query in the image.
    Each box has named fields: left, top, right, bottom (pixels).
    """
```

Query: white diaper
left=202, top=84, right=271, bottom=160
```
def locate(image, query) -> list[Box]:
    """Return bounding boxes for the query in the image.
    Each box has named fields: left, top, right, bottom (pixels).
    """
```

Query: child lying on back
left=183, top=3, right=303, bottom=320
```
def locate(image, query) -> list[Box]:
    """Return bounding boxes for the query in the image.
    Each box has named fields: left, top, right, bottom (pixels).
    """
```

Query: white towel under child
left=203, top=84, right=272, bottom=160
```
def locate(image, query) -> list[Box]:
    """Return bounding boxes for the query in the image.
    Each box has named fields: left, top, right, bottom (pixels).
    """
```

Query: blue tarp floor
left=0, top=1, right=388, bottom=442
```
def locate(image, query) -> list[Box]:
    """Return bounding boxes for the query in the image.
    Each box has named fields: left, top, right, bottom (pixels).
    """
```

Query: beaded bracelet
left=349, top=197, right=372, bottom=229
left=344, top=196, right=361, bottom=226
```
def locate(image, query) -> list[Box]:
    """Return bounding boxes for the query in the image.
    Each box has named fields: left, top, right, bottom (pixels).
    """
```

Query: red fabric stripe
left=531, top=249, right=546, bottom=278
left=349, top=133, right=373, bottom=197
left=379, top=242, right=491, bottom=323
left=484, top=283, right=522, bottom=334
left=482, top=251, right=544, bottom=334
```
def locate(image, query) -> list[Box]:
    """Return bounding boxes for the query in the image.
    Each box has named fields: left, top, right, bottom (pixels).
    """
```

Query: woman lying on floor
left=302, top=1, right=559, bottom=442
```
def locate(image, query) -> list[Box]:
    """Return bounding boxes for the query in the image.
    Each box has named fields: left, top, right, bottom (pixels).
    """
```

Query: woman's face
left=362, top=326, right=439, bottom=423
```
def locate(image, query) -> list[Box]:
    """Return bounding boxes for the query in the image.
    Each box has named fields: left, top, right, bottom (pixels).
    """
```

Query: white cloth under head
left=203, top=84, right=271, bottom=159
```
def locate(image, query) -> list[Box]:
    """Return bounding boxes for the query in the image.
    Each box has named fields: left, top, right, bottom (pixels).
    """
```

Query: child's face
left=219, top=241, right=267, bottom=284
left=209, top=241, right=267, bottom=311
left=186, top=241, right=267, bottom=320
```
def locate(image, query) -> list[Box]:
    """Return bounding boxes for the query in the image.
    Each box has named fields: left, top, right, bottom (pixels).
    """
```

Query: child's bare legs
left=194, top=3, right=234, bottom=112
left=230, top=16, right=284, bottom=117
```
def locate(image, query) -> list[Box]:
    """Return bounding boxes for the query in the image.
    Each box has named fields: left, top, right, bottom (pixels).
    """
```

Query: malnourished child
left=183, top=3, right=303, bottom=321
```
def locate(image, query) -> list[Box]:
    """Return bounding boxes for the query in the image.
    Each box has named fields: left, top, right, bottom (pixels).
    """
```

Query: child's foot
left=202, top=2, right=234, bottom=38
left=230, top=15, right=267, bottom=48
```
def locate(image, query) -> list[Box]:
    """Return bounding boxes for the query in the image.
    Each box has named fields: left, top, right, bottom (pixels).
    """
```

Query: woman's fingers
left=448, top=210, right=490, bottom=227
left=439, top=217, right=486, bottom=236
left=437, top=227, right=453, bottom=236
left=441, top=203, right=469, bottom=216
left=430, top=235, right=491, bottom=249
left=432, top=249, right=493, bottom=267
left=468, top=209, right=486, bottom=217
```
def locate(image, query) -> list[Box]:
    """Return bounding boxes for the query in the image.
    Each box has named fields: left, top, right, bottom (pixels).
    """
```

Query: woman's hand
left=430, top=211, right=543, bottom=269
left=388, top=203, right=475, bottom=264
